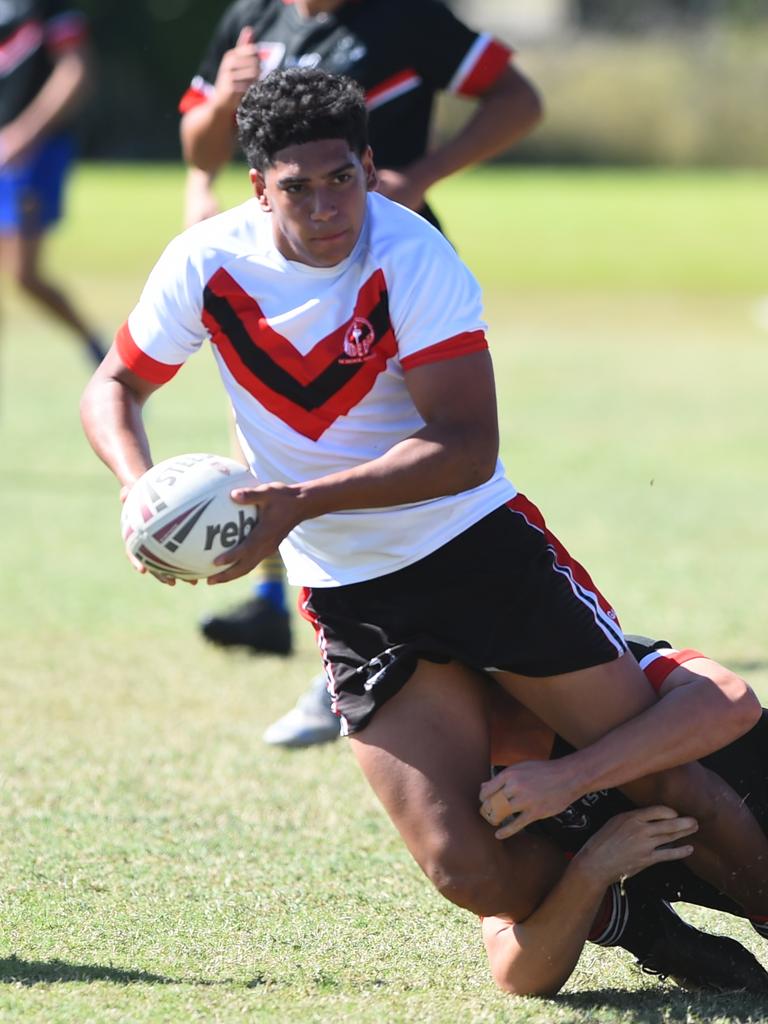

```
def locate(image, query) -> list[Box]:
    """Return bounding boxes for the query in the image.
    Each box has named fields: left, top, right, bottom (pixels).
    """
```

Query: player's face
left=251, top=139, right=377, bottom=268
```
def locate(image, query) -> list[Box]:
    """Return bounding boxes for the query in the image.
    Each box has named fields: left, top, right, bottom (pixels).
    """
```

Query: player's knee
left=622, top=763, right=703, bottom=815
left=422, top=842, right=499, bottom=914
left=637, top=763, right=720, bottom=826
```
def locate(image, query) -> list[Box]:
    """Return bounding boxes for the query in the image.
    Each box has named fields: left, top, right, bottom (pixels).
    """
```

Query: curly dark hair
left=236, top=68, right=369, bottom=170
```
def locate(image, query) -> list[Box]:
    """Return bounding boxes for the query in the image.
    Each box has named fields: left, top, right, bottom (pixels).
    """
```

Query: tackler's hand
left=575, top=807, right=698, bottom=886
left=479, top=759, right=583, bottom=839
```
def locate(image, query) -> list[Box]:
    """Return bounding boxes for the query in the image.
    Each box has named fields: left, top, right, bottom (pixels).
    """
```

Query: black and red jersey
left=179, top=0, right=513, bottom=171
left=0, top=0, right=87, bottom=128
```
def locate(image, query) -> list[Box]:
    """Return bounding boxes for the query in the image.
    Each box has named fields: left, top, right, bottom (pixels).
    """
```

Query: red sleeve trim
left=400, top=330, right=488, bottom=371
left=643, top=648, right=707, bottom=692
left=115, top=322, right=182, bottom=385
left=179, top=86, right=209, bottom=115
left=457, top=39, right=512, bottom=97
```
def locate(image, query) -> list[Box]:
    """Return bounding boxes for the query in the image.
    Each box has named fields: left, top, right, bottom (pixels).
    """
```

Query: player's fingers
left=207, top=549, right=263, bottom=584
left=235, top=25, right=254, bottom=47
left=479, top=788, right=517, bottom=827
left=149, top=570, right=176, bottom=586
left=478, top=775, right=505, bottom=801
left=649, top=843, right=695, bottom=864
left=632, top=805, right=680, bottom=822
left=649, top=815, right=699, bottom=838
left=494, top=812, right=529, bottom=840
left=230, top=487, right=262, bottom=504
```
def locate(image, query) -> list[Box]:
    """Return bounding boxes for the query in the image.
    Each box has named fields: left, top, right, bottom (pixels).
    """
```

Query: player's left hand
left=206, top=481, right=301, bottom=584
left=0, top=124, right=33, bottom=168
left=479, top=759, right=582, bottom=839
left=375, top=167, right=426, bottom=212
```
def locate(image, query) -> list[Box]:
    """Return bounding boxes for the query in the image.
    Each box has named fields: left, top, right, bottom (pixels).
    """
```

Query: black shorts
left=301, top=495, right=626, bottom=735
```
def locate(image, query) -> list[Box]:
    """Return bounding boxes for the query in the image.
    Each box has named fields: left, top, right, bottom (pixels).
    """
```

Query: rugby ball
left=120, top=453, right=257, bottom=580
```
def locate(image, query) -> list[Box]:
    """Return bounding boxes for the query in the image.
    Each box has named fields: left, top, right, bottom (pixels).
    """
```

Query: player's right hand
left=574, top=806, right=698, bottom=886
left=213, top=26, right=261, bottom=112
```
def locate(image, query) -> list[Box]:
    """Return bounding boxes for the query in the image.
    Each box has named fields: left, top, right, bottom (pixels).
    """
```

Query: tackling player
left=479, top=636, right=768, bottom=995
left=80, top=69, right=768, bottom=988
left=178, top=0, right=542, bottom=748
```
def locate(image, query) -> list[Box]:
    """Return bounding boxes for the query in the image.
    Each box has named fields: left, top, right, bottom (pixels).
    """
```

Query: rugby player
left=0, top=1, right=104, bottom=364
left=178, top=0, right=542, bottom=748
left=479, top=636, right=768, bottom=994
left=80, top=70, right=768, bottom=986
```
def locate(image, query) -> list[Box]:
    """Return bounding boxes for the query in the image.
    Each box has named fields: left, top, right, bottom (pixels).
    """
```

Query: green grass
left=1, top=164, right=768, bottom=1022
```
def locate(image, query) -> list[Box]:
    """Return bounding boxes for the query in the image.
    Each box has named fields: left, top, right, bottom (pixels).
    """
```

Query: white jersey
left=117, top=192, right=516, bottom=586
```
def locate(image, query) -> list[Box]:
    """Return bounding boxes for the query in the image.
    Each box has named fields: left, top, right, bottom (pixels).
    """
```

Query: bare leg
left=493, top=654, right=768, bottom=914
left=0, top=231, right=103, bottom=356
left=349, top=659, right=566, bottom=920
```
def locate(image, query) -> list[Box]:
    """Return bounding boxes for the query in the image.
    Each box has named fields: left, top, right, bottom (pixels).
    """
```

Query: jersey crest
left=341, top=316, right=375, bottom=363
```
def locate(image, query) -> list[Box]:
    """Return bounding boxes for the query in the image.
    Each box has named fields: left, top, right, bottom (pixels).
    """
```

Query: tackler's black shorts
left=300, top=495, right=627, bottom=735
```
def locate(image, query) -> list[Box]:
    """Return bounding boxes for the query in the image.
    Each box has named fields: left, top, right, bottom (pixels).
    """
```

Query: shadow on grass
left=559, top=987, right=763, bottom=1021
left=0, top=956, right=255, bottom=988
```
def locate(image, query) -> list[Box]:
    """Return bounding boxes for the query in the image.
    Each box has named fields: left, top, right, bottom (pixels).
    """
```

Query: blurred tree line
left=575, top=0, right=764, bottom=29
left=76, top=0, right=766, bottom=162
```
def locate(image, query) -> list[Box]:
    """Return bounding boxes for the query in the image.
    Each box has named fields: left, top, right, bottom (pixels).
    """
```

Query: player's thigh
left=490, top=651, right=656, bottom=749
left=349, top=658, right=564, bottom=916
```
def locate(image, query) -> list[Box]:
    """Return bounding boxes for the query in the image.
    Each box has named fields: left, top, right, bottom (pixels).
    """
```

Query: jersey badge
left=340, top=316, right=376, bottom=364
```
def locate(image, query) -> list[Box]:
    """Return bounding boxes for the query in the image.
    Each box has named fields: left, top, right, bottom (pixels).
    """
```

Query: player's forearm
left=404, top=69, right=542, bottom=194
left=291, top=421, right=498, bottom=521
left=181, top=104, right=237, bottom=173
left=80, top=377, right=153, bottom=488
left=484, top=858, right=605, bottom=996
left=559, top=678, right=761, bottom=800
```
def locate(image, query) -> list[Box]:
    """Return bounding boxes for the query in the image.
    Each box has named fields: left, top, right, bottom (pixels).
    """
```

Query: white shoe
left=263, top=673, right=341, bottom=748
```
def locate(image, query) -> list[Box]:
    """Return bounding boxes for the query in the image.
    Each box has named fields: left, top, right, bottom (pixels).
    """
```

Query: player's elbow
left=701, top=666, right=763, bottom=743
left=722, top=672, right=762, bottom=736
left=491, top=960, right=566, bottom=998
left=516, top=79, right=544, bottom=133
left=491, top=67, right=544, bottom=136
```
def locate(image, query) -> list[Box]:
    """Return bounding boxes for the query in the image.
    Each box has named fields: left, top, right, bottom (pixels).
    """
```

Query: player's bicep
left=404, top=350, right=499, bottom=448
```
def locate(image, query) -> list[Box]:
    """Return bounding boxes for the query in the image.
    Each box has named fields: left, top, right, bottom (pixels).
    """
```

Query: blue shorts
left=0, top=133, right=74, bottom=235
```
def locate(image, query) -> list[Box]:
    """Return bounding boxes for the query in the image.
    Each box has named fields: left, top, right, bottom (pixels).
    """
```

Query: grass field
left=1, top=164, right=767, bottom=1023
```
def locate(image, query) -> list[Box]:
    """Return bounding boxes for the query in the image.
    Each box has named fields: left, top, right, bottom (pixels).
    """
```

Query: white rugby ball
left=120, top=453, right=257, bottom=580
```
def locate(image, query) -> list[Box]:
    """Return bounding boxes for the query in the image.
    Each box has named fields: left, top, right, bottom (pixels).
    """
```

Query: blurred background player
left=178, top=0, right=542, bottom=747
left=479, top=635, right=768, bottom=995
left=0, top=1, right=105, bottom=367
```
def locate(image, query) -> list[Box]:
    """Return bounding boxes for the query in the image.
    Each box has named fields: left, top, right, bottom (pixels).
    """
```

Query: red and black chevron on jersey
left=201, top=266, right=397, bottom=441
left=179, top=0, right=513, bottom=171
left=0, top=0, right=87, bottom=128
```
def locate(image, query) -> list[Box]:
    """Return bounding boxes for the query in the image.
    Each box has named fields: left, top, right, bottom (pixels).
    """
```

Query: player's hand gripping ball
left=120, top=453, right=257, bottom=580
